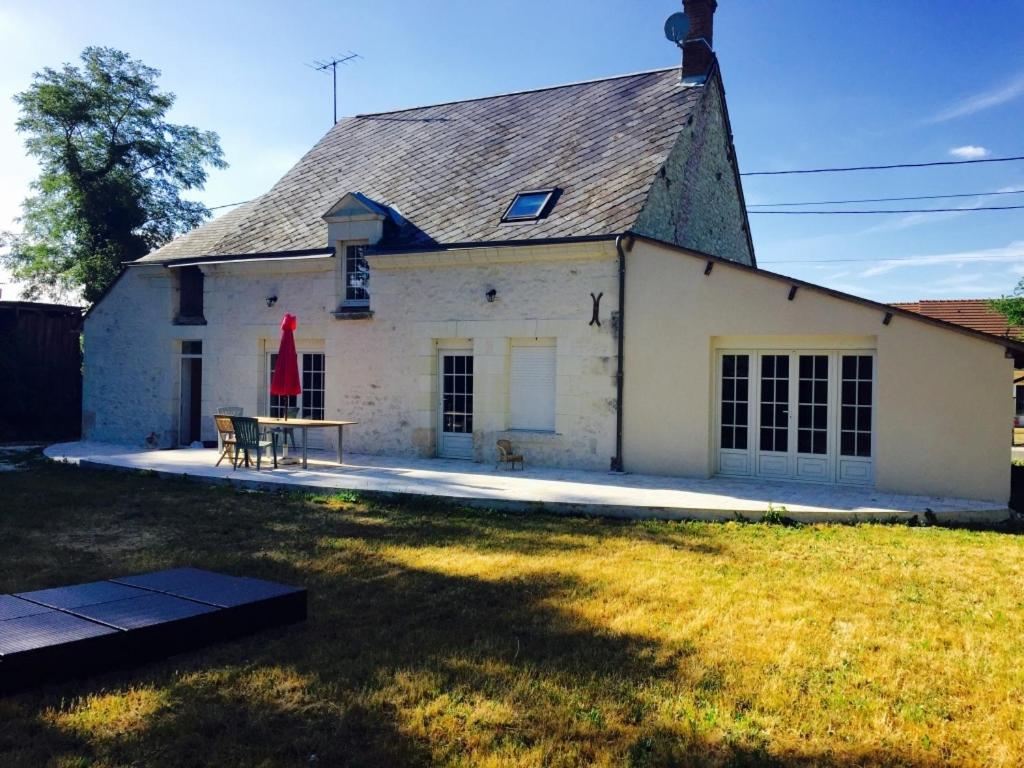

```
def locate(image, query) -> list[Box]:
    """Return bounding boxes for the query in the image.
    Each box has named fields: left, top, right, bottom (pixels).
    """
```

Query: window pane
left=798, top=430, right=811, bottom=454
left=736, top=403, right=748, bottom=425
left=857, top=407, right=872, bottom=431
left=737, top=355, right=749, bottom=377
left=345, top=245, right=370, bottom=302
left=858, top=381, right=872, bottom=406
left=721, top=425, right=734, bottom=449
left=842, top=356, right=856, bottom=378
left=735, top=427, right=747, bottom=450
left=842, top=406, right=855, bottom=430
left=506, top=191, right=550, bottom=220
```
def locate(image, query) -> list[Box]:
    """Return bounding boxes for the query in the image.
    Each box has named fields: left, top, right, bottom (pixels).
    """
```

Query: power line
left=749, top=204, right=1024, bottom=215
left=207, top=199, right=253, bottom=211
left=761, top=253, right=1024, bottom=265
left=748, top=188, right=1024, bottom=207
left=742, top=154, right=1024, bottom=176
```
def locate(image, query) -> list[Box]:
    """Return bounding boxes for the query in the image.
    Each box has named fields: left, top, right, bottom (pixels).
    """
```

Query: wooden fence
left=0, top=301, right=83, bottom=441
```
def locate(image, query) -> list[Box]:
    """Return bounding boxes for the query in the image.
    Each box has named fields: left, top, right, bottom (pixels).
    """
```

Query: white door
left=438, top=350, right=474, bottom=459
left=717, top=350, right=874, bottom=485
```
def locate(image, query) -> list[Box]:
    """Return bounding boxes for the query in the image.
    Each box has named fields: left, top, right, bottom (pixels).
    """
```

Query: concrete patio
left=45, top=441, right=1012, bottom=523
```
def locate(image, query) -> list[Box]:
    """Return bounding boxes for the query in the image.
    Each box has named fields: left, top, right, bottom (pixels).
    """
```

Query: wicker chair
left=230, top=416, right=278, bottom=470
left=495, top=439, right=524, bottom=470
left=213, top=414, right=238, bottom=467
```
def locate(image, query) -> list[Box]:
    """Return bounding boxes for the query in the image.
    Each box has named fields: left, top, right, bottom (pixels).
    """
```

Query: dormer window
left=344, top=245, right=370, bottom=305
left=501, top=189, right=556, bottom=222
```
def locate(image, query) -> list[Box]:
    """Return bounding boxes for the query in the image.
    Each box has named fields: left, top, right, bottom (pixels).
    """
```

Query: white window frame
left=267, top=351, right=326, bottom=420
left=713, top=347, right=876, bottom=486
left=508, top=340, right=557, bottom=432
left=342, top=243, right=370, bottom=307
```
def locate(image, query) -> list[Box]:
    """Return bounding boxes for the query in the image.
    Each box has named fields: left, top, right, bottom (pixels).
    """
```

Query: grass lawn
left=1, top=451, right=1023, bottom=767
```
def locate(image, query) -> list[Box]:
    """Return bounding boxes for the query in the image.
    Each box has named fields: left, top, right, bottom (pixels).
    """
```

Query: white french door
left=437, top=350, right=474, bottom=459
left=716, top=350, right=875, bottom=485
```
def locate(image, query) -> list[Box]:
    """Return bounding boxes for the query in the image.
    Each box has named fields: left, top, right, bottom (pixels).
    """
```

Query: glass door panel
left=756, top=354, right=791, bottom=477
left=795, top=354, right=831, bottom=481
left=438, top=351, right=474, bottom=459
left=718, top=353, right=752, bottom=475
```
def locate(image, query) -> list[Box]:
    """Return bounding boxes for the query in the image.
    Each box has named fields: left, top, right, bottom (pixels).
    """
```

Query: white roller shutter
left=510, top=344, right=556, bottom=431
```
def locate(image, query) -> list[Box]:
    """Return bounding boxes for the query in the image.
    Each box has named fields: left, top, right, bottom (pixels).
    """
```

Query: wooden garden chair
left=215, top=406, right=243, bottom=454
left=213, top=414, right=237, bottom=467
left=496, top=439, right=524, bottom=470
left=229, top=416, right=278, bottom=470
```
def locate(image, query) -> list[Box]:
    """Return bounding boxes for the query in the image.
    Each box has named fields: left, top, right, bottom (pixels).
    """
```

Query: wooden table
left=256, top=417, right=357, bottom=469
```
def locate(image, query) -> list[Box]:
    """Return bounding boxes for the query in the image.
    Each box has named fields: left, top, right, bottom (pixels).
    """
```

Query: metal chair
left=213, top=414, right=237, bottom=467
left=230, top=416, right=278, bottom=470
left=496, top=439, right=524, bottom=470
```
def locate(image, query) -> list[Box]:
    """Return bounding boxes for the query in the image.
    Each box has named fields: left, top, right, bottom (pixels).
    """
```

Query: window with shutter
left=509, top=343, right=556, bottom=431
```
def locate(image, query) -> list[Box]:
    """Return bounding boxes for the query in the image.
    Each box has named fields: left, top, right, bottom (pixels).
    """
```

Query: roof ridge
left=352, top=66, right=680, bottom=117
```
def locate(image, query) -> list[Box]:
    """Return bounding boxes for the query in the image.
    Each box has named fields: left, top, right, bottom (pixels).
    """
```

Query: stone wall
left=83, top=242, right=620, bottom=470
left=631, top=71, right=754, bottom=265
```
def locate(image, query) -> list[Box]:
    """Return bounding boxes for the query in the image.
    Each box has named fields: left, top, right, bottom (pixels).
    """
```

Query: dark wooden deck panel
left=0, top=568, right=306, bottom=692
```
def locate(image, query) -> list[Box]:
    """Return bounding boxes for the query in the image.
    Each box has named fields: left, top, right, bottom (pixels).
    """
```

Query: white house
left=81, top=1, right=1024, bottom=505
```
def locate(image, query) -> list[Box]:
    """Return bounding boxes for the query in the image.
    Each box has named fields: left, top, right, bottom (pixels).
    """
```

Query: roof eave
left=629, top=232, right=1024, bottom=357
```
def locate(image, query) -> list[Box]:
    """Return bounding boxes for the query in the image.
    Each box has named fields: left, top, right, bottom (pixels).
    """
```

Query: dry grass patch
left=0, top=456, right=1022, bottom=766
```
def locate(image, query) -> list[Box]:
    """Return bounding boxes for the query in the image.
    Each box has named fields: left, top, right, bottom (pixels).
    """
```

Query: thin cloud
left=927, top=72, right=1024, bottom=123
left=949, top=145, right=990, bottom=159
left=860, top=240, right=1024, bottom=277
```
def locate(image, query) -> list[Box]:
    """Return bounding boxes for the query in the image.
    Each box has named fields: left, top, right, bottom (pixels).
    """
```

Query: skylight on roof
left=501, top=189, right=556, bottom=222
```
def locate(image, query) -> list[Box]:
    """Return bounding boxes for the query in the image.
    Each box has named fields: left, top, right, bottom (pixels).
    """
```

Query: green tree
left=1, top=47, right=226, bottom=303
left=989, top=279, right=1024, bottom=334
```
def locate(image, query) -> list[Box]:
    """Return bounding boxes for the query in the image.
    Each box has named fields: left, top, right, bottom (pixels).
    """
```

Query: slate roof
left=139, top=68, right=704, bottom=263
left=891, top=299, right=1023, bottom=339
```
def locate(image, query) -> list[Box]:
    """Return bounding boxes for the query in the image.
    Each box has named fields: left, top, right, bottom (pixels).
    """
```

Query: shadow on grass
left=0, top=463, right=990, bottom=765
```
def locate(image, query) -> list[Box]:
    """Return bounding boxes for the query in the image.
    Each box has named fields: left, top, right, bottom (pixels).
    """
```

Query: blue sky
left=2, top=0, right=1023, bottom=303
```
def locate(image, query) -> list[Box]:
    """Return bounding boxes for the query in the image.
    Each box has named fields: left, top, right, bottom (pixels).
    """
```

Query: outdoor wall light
left=485, top=288, right=497, bottom=303
left=266, top=294, right=278, bottom=308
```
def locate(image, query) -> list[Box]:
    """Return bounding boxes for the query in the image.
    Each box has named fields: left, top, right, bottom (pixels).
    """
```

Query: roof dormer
left=322, top=191, right=387, bottom=247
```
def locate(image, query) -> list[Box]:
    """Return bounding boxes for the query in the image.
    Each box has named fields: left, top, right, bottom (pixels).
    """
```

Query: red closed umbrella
left=271, top=313, right=301, bottom=418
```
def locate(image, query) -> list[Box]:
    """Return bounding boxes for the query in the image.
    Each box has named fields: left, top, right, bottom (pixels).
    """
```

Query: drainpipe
left=611, top=232, right=634, bottom=472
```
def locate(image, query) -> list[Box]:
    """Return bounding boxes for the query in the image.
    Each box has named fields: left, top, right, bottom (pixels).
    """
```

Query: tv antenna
left=308, top=52, right=361, bottom=124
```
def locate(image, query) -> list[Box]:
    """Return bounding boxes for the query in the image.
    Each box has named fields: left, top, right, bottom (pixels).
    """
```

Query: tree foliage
left=989, top=278, right=1024, bottom=333
left=1, top=47, right=226, bottom=303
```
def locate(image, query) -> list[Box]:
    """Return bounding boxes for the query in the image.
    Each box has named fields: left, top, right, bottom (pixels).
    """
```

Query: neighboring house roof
left=138, top=67, right=708, bottom=264
left=891, top=299, right=1023, bottom=339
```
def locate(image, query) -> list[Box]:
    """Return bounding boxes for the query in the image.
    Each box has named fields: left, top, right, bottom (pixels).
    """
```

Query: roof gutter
left=132, top=247, right=335, bottom=268
left=611, top=232, right=634, bottom=472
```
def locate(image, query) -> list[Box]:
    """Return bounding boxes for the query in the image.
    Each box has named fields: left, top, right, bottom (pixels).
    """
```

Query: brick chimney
left=681, top=0, right=717, bottom=85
